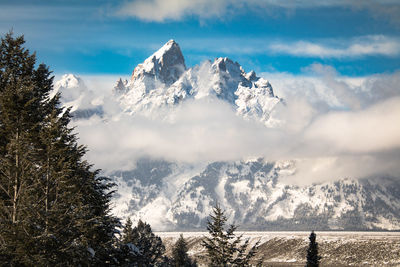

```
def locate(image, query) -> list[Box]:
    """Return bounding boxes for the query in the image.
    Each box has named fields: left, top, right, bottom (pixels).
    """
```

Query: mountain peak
left=246, top=70, right=257, bottom=81
left=119, top=41, right=280, bottom=125
left=212, top=57, right=244, bottom=76
left=55, top=74, right=82, bottom=89
left=153, top=39, right=179, bottom=58
left=113, top=78, right=128, bottom=95
left=131, top=40, right=186, bottom=86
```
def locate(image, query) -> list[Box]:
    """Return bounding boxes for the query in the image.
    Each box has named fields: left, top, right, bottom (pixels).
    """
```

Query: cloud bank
left=269, top=36, right=400, bottom=58
left=177, top=35, right=400, bottom=59
left=68, top=65, right=400, bottom=184
left=305, top=97, right=400, bottom=153
left=116, top=0, right=230, bottom=22
left=116, top=0, right=400, bottom=24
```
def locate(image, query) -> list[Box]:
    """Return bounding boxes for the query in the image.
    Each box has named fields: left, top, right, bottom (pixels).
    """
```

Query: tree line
left=0, top=32, right=320, bottom=266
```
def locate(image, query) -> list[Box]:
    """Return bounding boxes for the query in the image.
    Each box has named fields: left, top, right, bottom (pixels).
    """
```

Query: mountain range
left=54, top=40, right=400, bottom=231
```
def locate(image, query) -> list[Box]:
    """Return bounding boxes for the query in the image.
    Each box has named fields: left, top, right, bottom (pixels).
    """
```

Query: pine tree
left=0, top=32, right=119, bottom=266
left=122, top=219, right=168, bottom=266
left=171, top=234, right=197, bottom=267
left=123, top=217, right=135, bottom=244
left=306, top=231, right=321, bottom=267
left=202, top=204, right=259, bottom=267
left=118, top=217, right=140, bottom=266
left=0, top=31, right=48, bottom=265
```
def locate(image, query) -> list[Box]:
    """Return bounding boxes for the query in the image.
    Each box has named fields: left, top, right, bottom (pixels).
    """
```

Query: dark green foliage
left=118, top=217, right=140, bottom=265
left=121, top=218, right=168, bottom=266
left=202, top=204, right=259, bottom=266
left=306, top=231, right=321, bottom=267
left=171, top=234, right=197, bottom=267
left=0, top=32, right=119, bottom=266
left=123, top=217, right=135, bottom=245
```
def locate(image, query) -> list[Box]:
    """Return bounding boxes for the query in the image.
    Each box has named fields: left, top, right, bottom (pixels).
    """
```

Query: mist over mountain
left=53, top=74, right=103, bottom=119
left=55, top=40, right=400, bottom=231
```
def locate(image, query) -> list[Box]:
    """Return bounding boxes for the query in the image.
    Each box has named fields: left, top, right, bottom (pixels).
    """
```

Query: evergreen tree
left=171, top=234, right=197, bottom=267
left=202, top=204, right=259, bottom=267
left=122, top=219, right=168, bottom=266
left=0, top=32, right=119, bottom=266
left=306, top=231, right=321, bottom=267
left=118, top=217, right=140, bottom=266
left=0, top=31, right=49, bottom=265
left=123, top=217, right=135, bottom=244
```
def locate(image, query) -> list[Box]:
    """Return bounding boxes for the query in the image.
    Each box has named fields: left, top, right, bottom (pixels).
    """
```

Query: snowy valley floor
left=157, top=231, right=400, bottom=266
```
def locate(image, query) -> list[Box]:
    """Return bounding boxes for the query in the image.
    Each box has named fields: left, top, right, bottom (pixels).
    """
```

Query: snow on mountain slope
left=116, top=40, right=281, bottom=125
left=132, top=39, right=186, bottom=86
left=111, top=158, right=400, bottom=231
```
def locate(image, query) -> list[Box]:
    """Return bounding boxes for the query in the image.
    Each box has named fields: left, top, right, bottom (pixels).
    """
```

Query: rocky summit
left=115, top=40, right=280, bottom=125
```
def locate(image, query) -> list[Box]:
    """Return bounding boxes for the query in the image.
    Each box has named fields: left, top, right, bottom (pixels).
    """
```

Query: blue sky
left=2, top=1, right=399, bottom=183
left=1, top=0, right=400, bottom=76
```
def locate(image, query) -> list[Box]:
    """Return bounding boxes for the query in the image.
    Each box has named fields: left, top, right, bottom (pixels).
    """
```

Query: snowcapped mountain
left=53, top=74, right=103, bottom=119
left=131, top=39, right=186, bottom=86
left=54, top=40, right=400, bottom=231
left=111, top=158, right=400, bottom=231
left=115, top=40, right=280, bottom=125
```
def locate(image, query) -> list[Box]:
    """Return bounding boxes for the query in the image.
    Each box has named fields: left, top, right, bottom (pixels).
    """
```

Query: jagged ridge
left=115, top=40, right=280, bottom=125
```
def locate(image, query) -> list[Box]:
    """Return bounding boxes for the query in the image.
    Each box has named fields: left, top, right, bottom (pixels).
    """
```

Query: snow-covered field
left=157, top=231, right=400, bottom=266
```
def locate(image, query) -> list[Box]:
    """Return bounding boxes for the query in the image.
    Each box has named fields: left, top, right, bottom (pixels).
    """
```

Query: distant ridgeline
left=112, top=158, right=400, bottom=231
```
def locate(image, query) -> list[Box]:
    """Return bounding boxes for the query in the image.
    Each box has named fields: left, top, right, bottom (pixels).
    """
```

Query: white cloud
left=64, top=65, right=400, bottom=184
left=287, top=153, right=400, bottom=185
left=116, top=0, right=230, bottom=22
left=174, top=36, right=400, bottom=59
left=262, top=66, right=400, bottom=109
left=305, top=96, right=400, bottom=153
left=74, top=98, right=280, bottom=171
left=269, top=36, right=400, bottom=58
left=116, top=0, right=400, bottom=23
